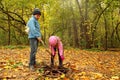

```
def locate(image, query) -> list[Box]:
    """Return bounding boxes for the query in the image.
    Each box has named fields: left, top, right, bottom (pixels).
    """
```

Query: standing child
left=26, top=8, right=44, bottom=71
left=48, top=36, right=64, bottom=68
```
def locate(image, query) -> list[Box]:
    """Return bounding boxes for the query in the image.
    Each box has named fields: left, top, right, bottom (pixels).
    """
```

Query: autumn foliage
left=0, top=46, right=120, bottom=80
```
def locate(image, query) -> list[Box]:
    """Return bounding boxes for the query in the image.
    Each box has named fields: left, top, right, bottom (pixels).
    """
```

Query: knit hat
left=33, top=8, right=41, bottom=15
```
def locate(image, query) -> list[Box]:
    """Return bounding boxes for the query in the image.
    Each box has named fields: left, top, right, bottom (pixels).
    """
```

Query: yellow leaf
left=60, top=73, right=65, bottom=78
left=4, top=65, right=11, bottom=69
left=80, top=76, right=90, bottom=80
left=45, top=77, right=49, bottom=80
left=111, top=76, right=119, bottom=80
left=79, top=72, right=86, bottom=76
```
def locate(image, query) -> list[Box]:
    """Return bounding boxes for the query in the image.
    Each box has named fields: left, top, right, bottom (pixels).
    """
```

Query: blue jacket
left=27, top=16, right=41, bottom=38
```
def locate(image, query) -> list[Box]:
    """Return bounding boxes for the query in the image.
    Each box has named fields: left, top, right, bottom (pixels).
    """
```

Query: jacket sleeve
left=58, top=41, right=64, bottom=56
left=50, top=45, right=56, bottom=56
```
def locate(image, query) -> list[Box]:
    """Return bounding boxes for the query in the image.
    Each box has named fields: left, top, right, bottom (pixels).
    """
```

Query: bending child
left=48, top=36, right=64, bottom=68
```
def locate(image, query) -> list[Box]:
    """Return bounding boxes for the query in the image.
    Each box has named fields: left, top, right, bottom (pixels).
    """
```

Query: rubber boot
left=50, top=55, right=54, bottom=67
left=50, top=48, right=56, bottom=67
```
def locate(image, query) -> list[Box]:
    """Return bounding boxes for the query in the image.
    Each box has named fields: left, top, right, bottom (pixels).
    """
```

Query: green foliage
left=3, top=45, right=26, bottom=49
left=38, top=68, right=44, bottom=73
left=11, top=62, right=23, bottom=68
left=85, top=48, right=102, bottom=52
left=0, top=0, right=120, bottom=49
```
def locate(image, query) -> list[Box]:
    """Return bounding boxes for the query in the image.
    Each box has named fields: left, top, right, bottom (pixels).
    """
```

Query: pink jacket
left=49, top=36, right=64, bottom=60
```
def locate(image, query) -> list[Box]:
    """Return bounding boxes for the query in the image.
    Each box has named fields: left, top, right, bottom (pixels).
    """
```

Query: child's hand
left=60, top=55, right=64, bottom=60
left=37, top=37, right=42, bottom=42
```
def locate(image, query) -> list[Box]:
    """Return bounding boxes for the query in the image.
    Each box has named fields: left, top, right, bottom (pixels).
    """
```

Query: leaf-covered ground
left=0, top=46, right=120, bottom=80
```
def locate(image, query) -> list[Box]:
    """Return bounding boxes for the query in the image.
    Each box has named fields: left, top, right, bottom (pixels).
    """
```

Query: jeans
left=29, top=38, right=38, bottom=66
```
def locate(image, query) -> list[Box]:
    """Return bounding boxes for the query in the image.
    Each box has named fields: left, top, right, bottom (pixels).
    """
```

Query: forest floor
left=0, top=46, right=120, bottom=80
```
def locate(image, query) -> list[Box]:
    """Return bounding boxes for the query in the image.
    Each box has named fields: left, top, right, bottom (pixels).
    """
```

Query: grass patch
left=84, top=48, right=102, bottom=52
left=3, top=45, right=26, bottom=49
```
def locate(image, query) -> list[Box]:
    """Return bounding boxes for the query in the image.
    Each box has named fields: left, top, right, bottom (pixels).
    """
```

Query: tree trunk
left=103, top=14, right=108, bottom=51
left=76, top=0, right=91, bottom=48
left=115, top=22, right=120, bottom=42
left=110, top=10, right=114, bottom=47
left=43, top=5, right=46, bottom=44
left=7, top=9, right=11, bottom=45
left=67, top=20, right=72, bottom=46
left=70, top=2, right=79, bottom=47
left=111, top=27, right=115, bottom=48
left=84, top=0, right=91, bottom=49
left=92, top=0, right=113, bottom=48
left=76, top=0, right=85, bottom=48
